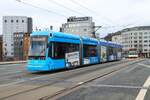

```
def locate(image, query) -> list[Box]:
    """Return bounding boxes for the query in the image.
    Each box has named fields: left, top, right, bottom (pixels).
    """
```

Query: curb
left=0, top=61, right=27, bottom=65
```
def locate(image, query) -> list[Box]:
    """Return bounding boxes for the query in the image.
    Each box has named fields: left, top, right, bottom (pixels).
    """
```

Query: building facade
left=112, top=34, right=122, bottom=44
left=2, top=16, right=32, bottom=60
left=23, top=33, right=30, bottom=60
left=112, top=26, right=150, bottom=58
left=0, top=35, right=2, bottom=61
left=13, top=32, right=24, bottom=60
left=61, top=16, right=95, bottom=38
left=13, top=32, right=30, bottom=60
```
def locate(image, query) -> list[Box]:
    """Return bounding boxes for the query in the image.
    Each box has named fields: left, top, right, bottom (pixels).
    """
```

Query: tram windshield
left=28, top=36, right=47, bottom=57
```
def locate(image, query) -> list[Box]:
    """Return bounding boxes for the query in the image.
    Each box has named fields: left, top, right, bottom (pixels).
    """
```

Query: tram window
left=54, top=42, right=66, bottom=59
left=52, top=42, right=79, bottom=59
left=84, top=45, right=97, bottom=57
left=48, top=43, right=52, bottom=57
left=108, top=47, right=113, bottom=55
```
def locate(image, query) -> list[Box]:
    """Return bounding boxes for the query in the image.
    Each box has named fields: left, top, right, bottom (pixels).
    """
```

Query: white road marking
left=86, top=84, right=149, bottom=89
left=138, top=63, right=150, bottom=68
left=135, top=76, right=150, bottom=100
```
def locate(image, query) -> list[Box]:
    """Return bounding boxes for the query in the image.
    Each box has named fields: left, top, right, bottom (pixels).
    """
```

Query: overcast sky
left=0, top=0, right=150, bottom=37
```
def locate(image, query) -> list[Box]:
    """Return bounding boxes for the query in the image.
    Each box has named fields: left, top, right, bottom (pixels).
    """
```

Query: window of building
left=22, top=20, right=24, bottom=23
left=5, top=53, right=7, bottom=55
left=11, top=44, right=13, bottom=46
left=134, top=45, right=137, bottom=47
left=4, top=20, right=7, bottom=23
left=11, top=20, right=13, bottom=23
left=134, top=41, right=137, bottom=43
left=144, top=49, right=147, bottom=51
left=134, top=33, right=137, bottom=35
left=16, top=20, right=18, bottom=23
left=84, top=29, right=87, bottom=31
left=139, top=32, right=142, bottom=35
left=144, top=36, right=147, bottom=39
left=144, top=32, right=147, bottom=34
left=5, top=44, right=7, bottom=46
left=139, top=45, right=142, bottom=47
left=144, top=40, right=147, bottom=43
left=139, top=36, right=142, bottom=39
left=11, top=53, right=13, bottom=55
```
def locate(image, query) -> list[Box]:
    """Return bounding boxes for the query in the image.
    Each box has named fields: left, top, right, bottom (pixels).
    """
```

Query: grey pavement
left=58, top=59, right=150, bottom=100
left=0, top=59, right=149, bottom=100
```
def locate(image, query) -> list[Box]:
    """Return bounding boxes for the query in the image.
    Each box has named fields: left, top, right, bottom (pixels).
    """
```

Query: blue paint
left=90, top=57, right=99, bottom=64
left=47, top=58, right=65, bottom=70
left=82, top=36, right=98, bottom=45
left=27, top=31, right=123, bottom=72
left=26, top=60, right=49, bottom=71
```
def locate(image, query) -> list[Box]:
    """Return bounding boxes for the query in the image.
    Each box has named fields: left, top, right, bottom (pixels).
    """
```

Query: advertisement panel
left=117, top=52, right=122, bottom=60
left=109, top=55, right=114, bottom=61
left=84, top=58, right=90, bottom=64
left=65, top=51, right=80, bottom=68
left=101, top=46, right=107, bottom=62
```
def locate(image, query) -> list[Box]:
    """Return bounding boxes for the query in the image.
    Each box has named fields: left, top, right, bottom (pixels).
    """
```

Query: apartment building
left=2, top=16, right=32, bottom=60
left=61, top=16, right=95, bottom=38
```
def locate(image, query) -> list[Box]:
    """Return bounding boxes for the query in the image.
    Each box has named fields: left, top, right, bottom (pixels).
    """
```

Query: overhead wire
left=47, top=0, right=113, bottom=26
left=70, top=0, right=115, bottom=26
left=15, top=0, right=67, bottom=18
left=15, top=0, right=137, bottom=33
left=47, top=0, right=86, bottom=16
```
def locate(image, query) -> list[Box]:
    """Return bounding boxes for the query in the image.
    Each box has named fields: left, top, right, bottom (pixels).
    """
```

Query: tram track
left=0, top=59, right=128, bottom=86
left=39, top=59, right=144, bottom=100
left=0, top=59, right=143, bottom=100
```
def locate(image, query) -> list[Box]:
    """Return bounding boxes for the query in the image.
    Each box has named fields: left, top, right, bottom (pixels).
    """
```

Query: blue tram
left=27, top=31, right=122, bottom=72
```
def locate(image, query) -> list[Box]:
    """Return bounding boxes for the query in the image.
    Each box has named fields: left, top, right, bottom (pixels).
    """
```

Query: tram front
left=27, top=34, right=49, bottom=71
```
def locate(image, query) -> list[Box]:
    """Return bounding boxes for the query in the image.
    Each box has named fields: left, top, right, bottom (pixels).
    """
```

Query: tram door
left=89, top=48, right=98, bottom=63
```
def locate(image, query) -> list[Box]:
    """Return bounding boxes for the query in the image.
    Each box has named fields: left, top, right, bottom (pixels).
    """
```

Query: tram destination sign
left=32, top=37, right=46, bottom=41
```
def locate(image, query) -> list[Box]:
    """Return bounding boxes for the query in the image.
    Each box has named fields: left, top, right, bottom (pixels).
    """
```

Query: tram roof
left=30, top=31, right=122, bottom=48
left=99, top=40, right=122, bottom=48
left=82, top=36, right=98, bottom=45
left=31, top=31, right=80, bottom=39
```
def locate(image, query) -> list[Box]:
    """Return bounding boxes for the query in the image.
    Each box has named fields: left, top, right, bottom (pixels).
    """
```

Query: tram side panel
left=83, top=44, right=99, bottom=65
left=116, top=47, right=122, bottom=60
left=100, top=45, right=107, bottom=63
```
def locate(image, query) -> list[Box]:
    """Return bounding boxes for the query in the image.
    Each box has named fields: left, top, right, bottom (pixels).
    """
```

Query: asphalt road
left=0, top=59, right=148, bottom=100
left=0, top=59, right=128, bottom=86
left=58, top=59, right=150, bottom=100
